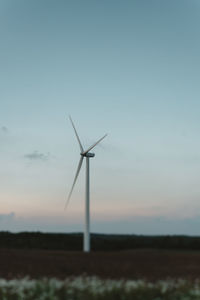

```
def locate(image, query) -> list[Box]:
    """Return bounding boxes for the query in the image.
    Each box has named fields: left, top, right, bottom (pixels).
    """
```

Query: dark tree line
left=0, top=232, right=200, bottom=251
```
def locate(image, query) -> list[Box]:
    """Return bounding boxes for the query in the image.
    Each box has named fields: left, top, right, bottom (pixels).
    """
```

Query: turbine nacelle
left=82, top=152, right=95, bottom=158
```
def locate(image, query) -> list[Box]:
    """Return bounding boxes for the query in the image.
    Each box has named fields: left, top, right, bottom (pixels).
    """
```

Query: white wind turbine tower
left=65, top=116, right=107, bottom=252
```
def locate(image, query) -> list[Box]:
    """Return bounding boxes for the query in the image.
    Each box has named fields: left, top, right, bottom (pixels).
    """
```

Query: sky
left=1, top=0, right=200, bottom=235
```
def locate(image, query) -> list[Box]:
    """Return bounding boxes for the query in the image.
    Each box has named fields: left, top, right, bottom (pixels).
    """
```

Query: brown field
left=1, top=248, right=200, bottom=280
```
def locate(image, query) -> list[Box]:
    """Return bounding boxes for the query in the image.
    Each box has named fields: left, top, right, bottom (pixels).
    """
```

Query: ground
left=1, top=248, right=200, bottom=280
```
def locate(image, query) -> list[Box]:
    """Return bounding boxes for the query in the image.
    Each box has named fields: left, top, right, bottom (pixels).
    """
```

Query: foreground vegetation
left=1, top=231, right=200, bottom=251
left=0, top=277, right=200, bottom=299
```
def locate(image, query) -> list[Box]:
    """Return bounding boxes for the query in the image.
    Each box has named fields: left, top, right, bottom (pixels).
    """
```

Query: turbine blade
left=65, top=156, right=84, bottom=209
left=69, top=116, right=84, bottom=152
left=82, top=134, right=107, bottom=155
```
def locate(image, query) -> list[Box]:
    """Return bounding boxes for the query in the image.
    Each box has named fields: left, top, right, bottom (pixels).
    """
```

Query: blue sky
left=1, top=0, right=200, bottom=234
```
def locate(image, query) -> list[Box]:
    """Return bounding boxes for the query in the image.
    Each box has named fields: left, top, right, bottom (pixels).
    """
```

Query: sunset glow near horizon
left=1, top=0, right=200, bottom=234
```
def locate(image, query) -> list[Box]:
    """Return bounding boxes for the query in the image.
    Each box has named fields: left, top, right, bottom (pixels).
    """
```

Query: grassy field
left=0, top=277, right=200, bottom=299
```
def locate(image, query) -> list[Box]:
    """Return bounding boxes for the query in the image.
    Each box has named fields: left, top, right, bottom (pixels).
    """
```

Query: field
left=1, top=249, right=200, bottom=299
left=1, top=234, right=200, bottom=298
left=1, top=248, right=200, bottom=280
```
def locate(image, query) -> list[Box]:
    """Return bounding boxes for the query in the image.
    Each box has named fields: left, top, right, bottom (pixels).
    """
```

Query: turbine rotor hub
left=81, top=152, right=95, bottom=158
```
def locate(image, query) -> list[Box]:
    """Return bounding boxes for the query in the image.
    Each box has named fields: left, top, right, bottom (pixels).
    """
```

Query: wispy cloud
left=1, top=126, right=8, bottom=133
left=0, top=212, right=15, bottom=222
left=24, top=151, right=50, bottom=161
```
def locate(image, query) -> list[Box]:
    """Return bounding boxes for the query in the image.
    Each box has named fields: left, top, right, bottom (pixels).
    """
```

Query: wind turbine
left=66, top=116, right=107, bottom=252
